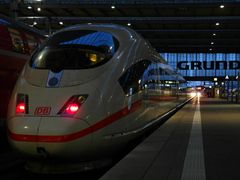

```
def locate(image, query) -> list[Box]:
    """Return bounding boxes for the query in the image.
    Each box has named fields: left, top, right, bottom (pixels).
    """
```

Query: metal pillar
left=237, top=72, right=240, bottom=103
left=45, top=17, right=52, bottom=35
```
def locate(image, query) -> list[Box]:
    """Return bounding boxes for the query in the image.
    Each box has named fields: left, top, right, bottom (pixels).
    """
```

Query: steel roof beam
left=149, top=38, right=240, bottom=42
left=21, top=0, right=240, bottom=6
left=17, top=16, right=240, bottom=23
left=137, top=29, right=240, bottom=33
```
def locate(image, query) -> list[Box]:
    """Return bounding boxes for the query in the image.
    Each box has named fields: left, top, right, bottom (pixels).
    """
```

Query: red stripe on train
left=8, top=100, right=142, bottom=143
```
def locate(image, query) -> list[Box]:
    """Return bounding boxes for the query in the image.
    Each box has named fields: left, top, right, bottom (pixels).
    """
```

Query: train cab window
left=119, top=60, right=152, bottom=95
left=30, top=30, right=119, bottom=72
left=8, top=28, right=25, bottom=53
left=26, top=34, right=38, bottom=54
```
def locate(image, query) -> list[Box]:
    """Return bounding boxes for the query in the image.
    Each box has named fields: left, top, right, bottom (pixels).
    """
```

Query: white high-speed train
left=7, top=24, right=190, bottom=173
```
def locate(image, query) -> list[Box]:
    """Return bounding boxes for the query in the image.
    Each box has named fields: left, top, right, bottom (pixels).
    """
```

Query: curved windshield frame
left=30, top=30, right=119, bottom=72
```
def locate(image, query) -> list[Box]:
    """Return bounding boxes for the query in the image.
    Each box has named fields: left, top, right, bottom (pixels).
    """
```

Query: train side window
left=8, top=28, right=25, bottom=53
left=26, top=34, right=38, bottom=53
left=119, top=60, right=151, bottom=95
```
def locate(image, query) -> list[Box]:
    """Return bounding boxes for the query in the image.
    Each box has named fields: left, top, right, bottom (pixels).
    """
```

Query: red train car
left=0, top=15, right=45, bottom=119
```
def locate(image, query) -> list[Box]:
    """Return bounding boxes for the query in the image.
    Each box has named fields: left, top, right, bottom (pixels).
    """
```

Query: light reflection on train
left=7, top=24, right=191, bottom=173
left=0, top=15, right=44, bottom=118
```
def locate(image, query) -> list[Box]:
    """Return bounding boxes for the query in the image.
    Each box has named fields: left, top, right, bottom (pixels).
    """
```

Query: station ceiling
left=1, top=0, right=240, bottom=53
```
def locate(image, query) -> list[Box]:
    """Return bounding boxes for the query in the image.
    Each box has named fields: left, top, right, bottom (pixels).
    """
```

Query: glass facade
left=161, top=53, right=240, bottom=87
left=161, top=53, right=240, bottom=88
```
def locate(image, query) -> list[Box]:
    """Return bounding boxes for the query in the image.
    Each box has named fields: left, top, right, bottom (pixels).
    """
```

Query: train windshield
left=30, top=30, right=119, bottom=72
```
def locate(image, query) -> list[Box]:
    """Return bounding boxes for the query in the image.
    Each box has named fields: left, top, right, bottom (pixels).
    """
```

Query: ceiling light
left=27, top=6, right=32, bottom=9
left=220, top=5, right=225, bottom=8
left=33, top=21, right=37, bottom=25
left=211, top=42, right=214, bottom=45
left=215, top=22, right=220, bottom=26
left=111, top=5, right=115, bottom=9
left=213, top=33, right=216, bottom=36
left=209, top=48, right=212, bottom=51
left=127, top=23, right=131, bottom=26
left=59, top=21, right=63, bottom=25
left=37, top=7, right=41, bottom=11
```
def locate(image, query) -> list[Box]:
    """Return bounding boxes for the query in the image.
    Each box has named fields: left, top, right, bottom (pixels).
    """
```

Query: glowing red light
left=65, top=103, right=79, bottom=114
left=16, top=103, right=25, bottom=113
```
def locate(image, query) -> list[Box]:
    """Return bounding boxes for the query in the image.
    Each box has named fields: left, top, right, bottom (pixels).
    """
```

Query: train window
left=119, top=60, right=152, bottom=95
left=30, top=30, right=119, bottom=71
left=8, top=28, right=25, bottom=53
left=26, top=34, right=38, bottom=53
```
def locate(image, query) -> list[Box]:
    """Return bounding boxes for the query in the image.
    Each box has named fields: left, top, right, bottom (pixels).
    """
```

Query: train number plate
left=35, top=107, right=51, bottom=115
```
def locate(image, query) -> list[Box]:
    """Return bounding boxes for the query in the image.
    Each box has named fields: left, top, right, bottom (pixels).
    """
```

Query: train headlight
left=190, top=92, right=197, bottom=97
left=58, top=95, right=88, bottom=116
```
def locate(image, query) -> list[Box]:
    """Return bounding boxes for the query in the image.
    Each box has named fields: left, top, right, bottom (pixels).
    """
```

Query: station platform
left=100, top=97, right=240, bottom=180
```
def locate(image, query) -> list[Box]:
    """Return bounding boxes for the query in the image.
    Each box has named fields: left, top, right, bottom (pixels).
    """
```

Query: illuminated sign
left=177, top=61, right=240, bottom=70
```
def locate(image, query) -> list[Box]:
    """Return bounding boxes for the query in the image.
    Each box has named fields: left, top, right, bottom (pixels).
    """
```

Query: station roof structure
left=0, top=0, right=240, bottom=53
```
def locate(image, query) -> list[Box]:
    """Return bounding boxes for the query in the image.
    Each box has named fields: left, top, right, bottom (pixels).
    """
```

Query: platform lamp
left=236, top=72, right=240, bottom=103
left=213, top=77, right=218, bottom=98
left=225, top=75, right=229, bottom=101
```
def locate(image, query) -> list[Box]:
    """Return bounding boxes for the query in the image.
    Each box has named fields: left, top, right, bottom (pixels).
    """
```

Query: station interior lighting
left=127, top=23, right=131, bottom=26
left=216, top=22, right=220, bottom=26
left=213, top=33, right=216, bottom=36
left=59, top=21, right=64, bottom=25
left=111, top=5, right=115, bottom=9
left=211, top=42, right=214, bottom=45
left=220, top=5, right=225, bottom=8
left=37, top=7, right=41, bottom=12
left=27, top=6, right=32, bottom=9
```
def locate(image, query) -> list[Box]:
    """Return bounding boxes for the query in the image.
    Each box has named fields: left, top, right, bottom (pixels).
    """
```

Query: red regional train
left=0, top=14, right=45, bottom=119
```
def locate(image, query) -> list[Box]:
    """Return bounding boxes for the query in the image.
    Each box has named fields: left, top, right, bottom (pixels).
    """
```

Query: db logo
left=35, top=107, right=51, bottom=115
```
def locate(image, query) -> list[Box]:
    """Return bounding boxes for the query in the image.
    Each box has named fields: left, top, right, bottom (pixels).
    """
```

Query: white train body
left=7, top=24, right=188, bottom=172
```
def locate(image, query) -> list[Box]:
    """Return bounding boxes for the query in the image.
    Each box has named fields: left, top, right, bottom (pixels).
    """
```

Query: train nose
left=8, top=116, right=92, bottom=159
left=8, top=116, right=41, bottom=156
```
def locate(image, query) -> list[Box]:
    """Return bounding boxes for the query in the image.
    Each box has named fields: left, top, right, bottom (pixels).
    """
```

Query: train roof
left=53, top=23, right=138, bottom=40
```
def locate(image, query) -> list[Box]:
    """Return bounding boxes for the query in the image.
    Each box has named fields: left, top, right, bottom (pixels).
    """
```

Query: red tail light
left=16, top=103, right=25, bottom=113
left=65, top=103, right=79, bottom=115
left=58, top=95, right=88, bottom=116
left=16, top=94, right=29, bottom=114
